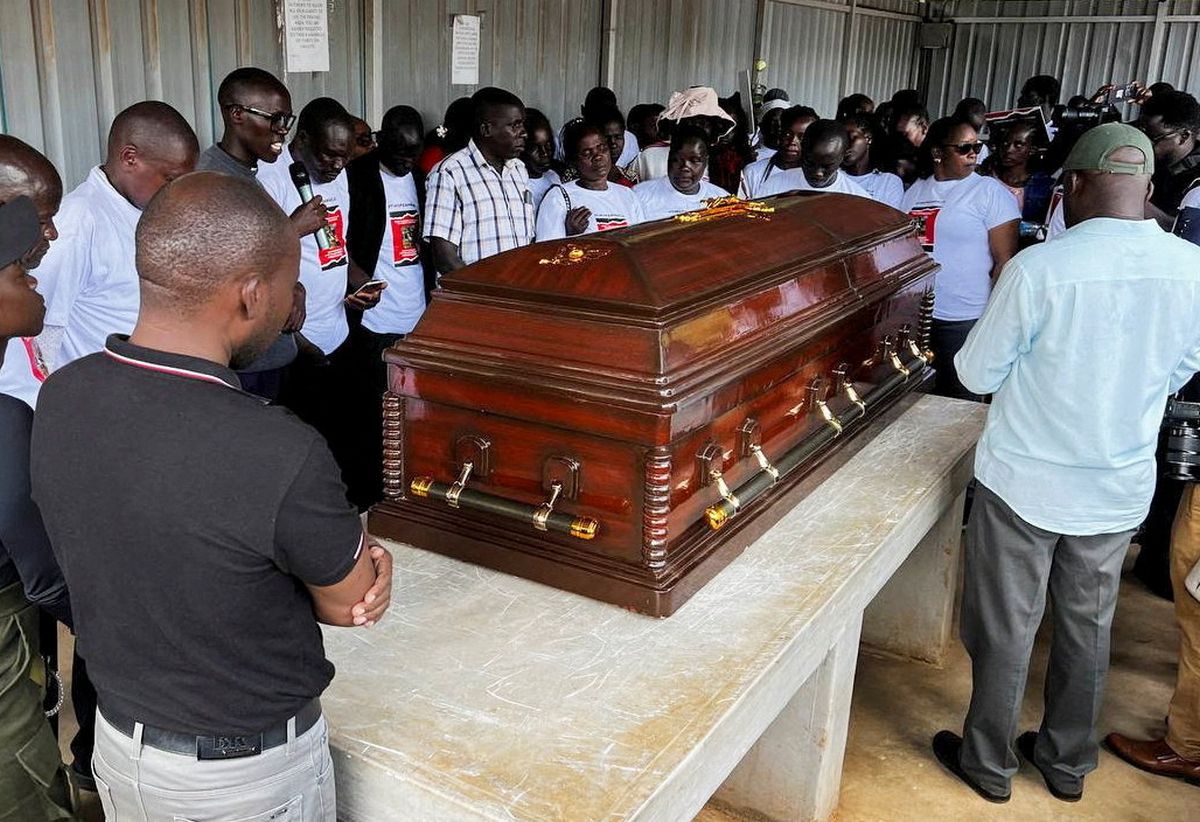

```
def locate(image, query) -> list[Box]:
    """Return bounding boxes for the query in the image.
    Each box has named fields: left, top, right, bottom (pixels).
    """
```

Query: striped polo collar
left=103, top=334, right=245, bottom=392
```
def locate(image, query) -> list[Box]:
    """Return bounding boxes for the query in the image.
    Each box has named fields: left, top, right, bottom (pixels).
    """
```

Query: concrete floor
left=61, top=547, right=1195, bottom=821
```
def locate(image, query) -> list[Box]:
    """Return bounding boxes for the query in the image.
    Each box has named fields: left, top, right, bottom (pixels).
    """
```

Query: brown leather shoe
left=1105, top=733, right=1200, bottom=786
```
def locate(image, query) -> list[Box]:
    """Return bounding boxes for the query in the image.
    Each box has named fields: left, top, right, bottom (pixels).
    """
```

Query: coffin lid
left=439, top=192, right=917, bottom=319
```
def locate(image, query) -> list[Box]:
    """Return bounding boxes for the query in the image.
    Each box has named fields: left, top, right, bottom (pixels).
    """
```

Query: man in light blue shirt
left=931, top=123, right=1200, bottom=804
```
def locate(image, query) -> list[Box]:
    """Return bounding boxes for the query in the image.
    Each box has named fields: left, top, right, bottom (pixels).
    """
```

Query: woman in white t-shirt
left=901, top=117, right=1020, bottom=400
left=634, top=127, right=729, bottom=221
left=522, top=109, right=563, bottom=210
left=536, top=121, right=645, bottom=241
left=841, top=113, right=905, bottom=208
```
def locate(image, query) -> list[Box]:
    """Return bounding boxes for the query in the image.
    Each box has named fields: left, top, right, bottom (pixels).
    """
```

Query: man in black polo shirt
left=31, top=172, right=393, bottom=821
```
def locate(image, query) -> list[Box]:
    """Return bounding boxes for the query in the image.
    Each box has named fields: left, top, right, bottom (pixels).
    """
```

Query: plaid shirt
left=423, top=140, right=535, bottom=266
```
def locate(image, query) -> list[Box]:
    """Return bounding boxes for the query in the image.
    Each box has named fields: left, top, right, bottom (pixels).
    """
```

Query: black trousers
left=346, top=326, right=403, bottom=511
left=279, top=340, right=369, bottom=508
left=70, top=650, right=96, bottom=771
left=930, top=318, right=985, bottom=402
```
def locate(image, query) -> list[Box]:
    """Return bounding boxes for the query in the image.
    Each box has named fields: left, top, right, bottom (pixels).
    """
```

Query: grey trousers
left=92, top=708, right=336, bottom=821
left=959, top=483, right=1132, bottom=795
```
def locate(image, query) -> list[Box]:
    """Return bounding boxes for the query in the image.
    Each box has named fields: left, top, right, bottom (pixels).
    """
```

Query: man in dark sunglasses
left=197, top=67, right=331, bottom=400
left=1135, top=90, right=1200, bottom=230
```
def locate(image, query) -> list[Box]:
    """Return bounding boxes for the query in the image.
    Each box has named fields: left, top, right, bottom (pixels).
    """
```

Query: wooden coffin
left=368, top=194, right=937, bottom=616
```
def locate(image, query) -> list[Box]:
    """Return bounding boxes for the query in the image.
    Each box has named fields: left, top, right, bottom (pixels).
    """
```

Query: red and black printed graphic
left=909, top=207, right=941, bottom=251
left=594, top=215, right=629, bottom=232
left=389, top=209, right=420, bottom=267
left=318, top=205, right=348, bottom=270
left=21, top=337, right=48, bottom=382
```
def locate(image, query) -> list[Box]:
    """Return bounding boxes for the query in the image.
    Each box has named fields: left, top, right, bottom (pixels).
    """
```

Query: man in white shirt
left=257, top=97, right=381, bottom=508
left=793, top=120, right=871, bottom=198
left=35, top=102, right=198, bottom=373
left=345, top=105, right=428, bottom=507
left=932, top=124, right=1200, bottom=804
left=424, top=87, right=534, bottom=274
left=0, top=137, right=62, bottom=408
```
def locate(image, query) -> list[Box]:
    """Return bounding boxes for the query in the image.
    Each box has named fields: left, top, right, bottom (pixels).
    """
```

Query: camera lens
left=1165, top=422, right=1200, bottom=481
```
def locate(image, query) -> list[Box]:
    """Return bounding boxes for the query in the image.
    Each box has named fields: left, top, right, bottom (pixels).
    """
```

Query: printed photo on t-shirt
left=318, top=205, right=348, bottom=270
left=910, top=207, right=941, bottom=251
left=595, top=215, right=630, bottom=232
left=389, top=209, right=420, bottom=267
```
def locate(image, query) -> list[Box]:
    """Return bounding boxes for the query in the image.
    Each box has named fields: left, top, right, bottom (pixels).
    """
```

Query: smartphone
left=1110, top=82, right=1139, bottom=102
left=349, top=280, right=388, bottom=299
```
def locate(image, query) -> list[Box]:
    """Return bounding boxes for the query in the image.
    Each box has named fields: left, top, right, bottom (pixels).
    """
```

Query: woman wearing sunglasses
left=902, top=116, right=1020, bottom=400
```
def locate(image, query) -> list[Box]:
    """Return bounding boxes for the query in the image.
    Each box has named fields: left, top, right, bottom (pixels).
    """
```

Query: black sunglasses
left=226, top=103, right=296, bottom=132
left=942, top=142, right=984, bottom=156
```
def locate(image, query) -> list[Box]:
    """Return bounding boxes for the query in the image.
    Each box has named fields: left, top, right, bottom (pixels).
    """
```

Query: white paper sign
left=451, top=14, right=480, bottom=86
left=283, top=0, right=330, bottom=73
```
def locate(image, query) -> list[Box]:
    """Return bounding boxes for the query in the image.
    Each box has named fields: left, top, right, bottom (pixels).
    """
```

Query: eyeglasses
left=1147, top=128, right=1182, bottom=144
left=942, top=142, right=984, bottom=156
left=226, top=104, right=296, bottom=132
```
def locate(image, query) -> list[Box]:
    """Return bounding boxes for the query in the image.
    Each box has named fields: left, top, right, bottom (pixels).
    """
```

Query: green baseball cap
left=1062, top=122, right=1154, bottom=175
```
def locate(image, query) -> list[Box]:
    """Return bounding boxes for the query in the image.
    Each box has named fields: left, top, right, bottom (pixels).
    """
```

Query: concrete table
left=321, top=394, right=987, bottom=822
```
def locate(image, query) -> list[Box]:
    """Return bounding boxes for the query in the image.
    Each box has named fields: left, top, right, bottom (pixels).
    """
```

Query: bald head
left=137, top=172, right=295, bottom=312
left=0, top=135, right=60, bottom=202
left=1063, top=146, right=1153, bottom=227
left=106, top=101, right=199, bottom=209
left=0, top=136, right=62, bottom=268
left=108, top=101, right=199, bottom=164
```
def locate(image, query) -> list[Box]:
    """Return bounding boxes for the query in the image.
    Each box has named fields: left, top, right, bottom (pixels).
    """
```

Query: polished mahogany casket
left=368, top=194, right=937, bottom=616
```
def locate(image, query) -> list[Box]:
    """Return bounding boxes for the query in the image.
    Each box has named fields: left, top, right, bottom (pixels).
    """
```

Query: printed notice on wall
left=283, top=0, right=330, bottom=73
left=451, top=14, right=480, bottom=85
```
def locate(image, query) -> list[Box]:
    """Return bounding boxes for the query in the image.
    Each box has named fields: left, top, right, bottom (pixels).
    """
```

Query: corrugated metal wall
left=925, top=0, right=1200, bottom=117
left=0, top=0, right=365, bottom=189
left=608, top=0, right=759, bottom=110
left=378, top=0, right=603, bottom=139
left=763, top=1, right=849, bottom=116
left=760, top=0, right=920, bottom=116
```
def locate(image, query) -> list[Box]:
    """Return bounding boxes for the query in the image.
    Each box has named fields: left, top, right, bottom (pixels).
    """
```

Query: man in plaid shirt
left=424, top=87, right=535, bottom=273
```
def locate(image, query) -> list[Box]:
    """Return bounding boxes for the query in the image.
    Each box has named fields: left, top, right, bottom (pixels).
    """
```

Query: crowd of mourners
left=3, top=62, right=1200, bottom=821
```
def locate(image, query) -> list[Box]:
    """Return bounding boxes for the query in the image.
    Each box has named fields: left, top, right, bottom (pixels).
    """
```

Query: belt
left=99, top=699, right=322, bottom=760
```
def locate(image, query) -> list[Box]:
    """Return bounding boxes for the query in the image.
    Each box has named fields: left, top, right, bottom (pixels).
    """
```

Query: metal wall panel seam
left=30, top=0, right=66, bottom=175
left=88, top=0, right=117, bottom=133
left=190, top=0, right=214, bottom=146
left=142, top=0, right=164, bottom=100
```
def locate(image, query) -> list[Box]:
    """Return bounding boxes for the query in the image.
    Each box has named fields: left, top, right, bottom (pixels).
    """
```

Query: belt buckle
left=196, top=733, right=263, bottom=760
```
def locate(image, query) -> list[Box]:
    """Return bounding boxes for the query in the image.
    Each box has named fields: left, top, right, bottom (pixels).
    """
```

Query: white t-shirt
left=633, top=145, right=670, bottom=182
left=756, top=146, right=777, bottom=163
left=257, top=146, right=352, bottom=354
left=527, top=169, right=562, bottom=210
left=1046, top=191, right=1067, bottom=240
left=740, top=161, right=870, bottom=200
left=633, top=176, right=729, bottom=221
left=535, top=181, right=645, bottom=241
left=0, top=337, right=50, bottom=408
left=362, top=166, right=426, bottom=336
left=1180, top=185, right=1200, bottom=212
left=846, top=170, right=905, bottom=209
left=901, top=173, right=1022, bottom=321
left=36, top=165, right=142, bottom=369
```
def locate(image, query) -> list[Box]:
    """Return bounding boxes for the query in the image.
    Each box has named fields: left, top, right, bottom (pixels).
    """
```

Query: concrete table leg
left=712, top=613, right=864, bottom=822
left=861, top=489, right=966, bottom=665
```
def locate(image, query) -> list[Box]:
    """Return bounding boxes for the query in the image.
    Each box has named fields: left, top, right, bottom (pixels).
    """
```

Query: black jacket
left=345, top=151, right=436, bottom=298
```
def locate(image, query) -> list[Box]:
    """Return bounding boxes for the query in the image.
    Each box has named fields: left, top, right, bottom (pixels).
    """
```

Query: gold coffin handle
left=409, top=471, right=598, bottom=541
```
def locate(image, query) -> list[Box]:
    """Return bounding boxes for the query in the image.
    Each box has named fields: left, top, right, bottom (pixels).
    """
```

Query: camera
left=1163, top=396, right=1200, bottom=481
left=1057, top=101, right=1122, bottom=128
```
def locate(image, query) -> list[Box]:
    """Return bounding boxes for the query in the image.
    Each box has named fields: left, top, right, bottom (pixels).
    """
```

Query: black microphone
left=289, top=161, right=333, bottom=250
